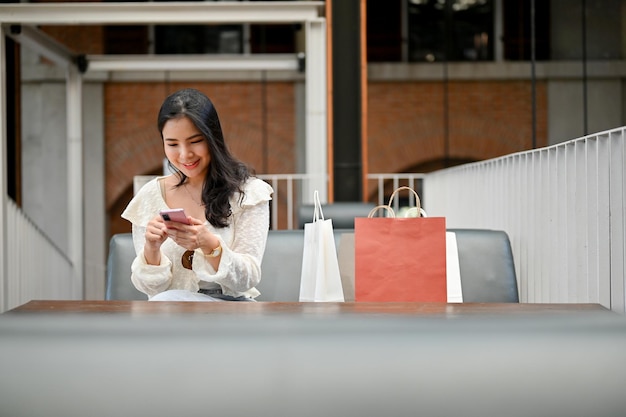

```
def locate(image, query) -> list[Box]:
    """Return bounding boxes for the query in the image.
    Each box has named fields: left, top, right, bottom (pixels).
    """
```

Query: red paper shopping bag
left=354, top=187, right=447, bottom=302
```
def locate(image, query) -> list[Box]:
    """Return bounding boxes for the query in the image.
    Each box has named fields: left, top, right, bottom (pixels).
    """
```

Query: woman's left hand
left=163, top=217, right=218, bottom=253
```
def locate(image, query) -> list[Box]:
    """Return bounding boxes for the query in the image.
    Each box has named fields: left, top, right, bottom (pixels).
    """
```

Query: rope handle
left=388, top=186, right=421, bottom=211
left=367, top=204, right=396, bottom=219
left=312, top=190, right=325, bottom=222
left=387, top=186, right=427, bottom=218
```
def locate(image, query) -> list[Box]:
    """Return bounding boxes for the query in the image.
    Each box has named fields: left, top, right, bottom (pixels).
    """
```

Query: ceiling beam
left=86, top=54, right=301, bottom=72
left=0, top=2, right=325, bottom=25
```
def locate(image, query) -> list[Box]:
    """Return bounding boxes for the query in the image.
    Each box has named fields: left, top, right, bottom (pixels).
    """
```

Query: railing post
left=304, top=18, right=328, bottom=203
left=0, top=25, right=7, bottom=312
left=67, top=64, right=83, bottom=299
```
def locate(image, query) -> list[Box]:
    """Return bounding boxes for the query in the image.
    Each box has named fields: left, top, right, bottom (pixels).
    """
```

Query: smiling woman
left=121, top=88, right=274, bottom=302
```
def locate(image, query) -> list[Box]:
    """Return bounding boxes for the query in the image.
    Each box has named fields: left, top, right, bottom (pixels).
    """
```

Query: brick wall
left=106, top=81, right=296, bottom=235
left=366, top=80, right=547, bottom=199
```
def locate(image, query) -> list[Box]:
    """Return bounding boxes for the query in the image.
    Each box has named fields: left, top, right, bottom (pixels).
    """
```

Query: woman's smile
left=182, top=160, right=200, bottom=170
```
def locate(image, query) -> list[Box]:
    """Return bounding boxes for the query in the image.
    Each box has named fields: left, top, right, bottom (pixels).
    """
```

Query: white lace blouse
left=121, top=176, right=273, bottom=299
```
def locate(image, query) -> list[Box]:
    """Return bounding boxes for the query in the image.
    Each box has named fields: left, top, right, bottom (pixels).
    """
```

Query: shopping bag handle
left=388, top=186, right=421, bottom=210
left=313, top=190, right=325, bottom=222
left=387, top=186, right=428, bottom=218
left=367, top=205, right=396, bottom=219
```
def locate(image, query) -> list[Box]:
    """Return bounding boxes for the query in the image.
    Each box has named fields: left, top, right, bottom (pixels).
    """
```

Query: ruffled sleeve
left=234, top=177, right=274, bottom=210
left=121, top=177, right=168, bottom=227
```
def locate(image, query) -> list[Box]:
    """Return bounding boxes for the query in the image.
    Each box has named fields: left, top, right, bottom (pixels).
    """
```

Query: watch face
left=207, top=245, right=221, bottom=257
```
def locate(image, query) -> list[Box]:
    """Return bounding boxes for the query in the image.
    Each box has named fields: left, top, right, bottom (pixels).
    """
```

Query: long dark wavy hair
left=158, top=88, right=251, bottom=228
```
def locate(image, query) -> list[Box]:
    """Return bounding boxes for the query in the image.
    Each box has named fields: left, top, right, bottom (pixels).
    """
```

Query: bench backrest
left=106, top=228, right=518, bottom=303
left=105, top=233, right=147, bottom=300
left=297, top=202, right=377, bottom=229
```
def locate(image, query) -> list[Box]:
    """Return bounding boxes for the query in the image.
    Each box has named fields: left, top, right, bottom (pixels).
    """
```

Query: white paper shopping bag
left=299, top=191, right=345, bottom=302
left=446, top=231, right=463, bottom=303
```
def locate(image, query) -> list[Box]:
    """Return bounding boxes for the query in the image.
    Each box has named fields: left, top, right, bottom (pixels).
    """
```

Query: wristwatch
left=204, top=243, right=222, bottom=258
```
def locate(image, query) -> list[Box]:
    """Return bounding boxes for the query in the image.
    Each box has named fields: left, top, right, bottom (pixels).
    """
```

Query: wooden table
left=8, top=299, right=612, bottom=317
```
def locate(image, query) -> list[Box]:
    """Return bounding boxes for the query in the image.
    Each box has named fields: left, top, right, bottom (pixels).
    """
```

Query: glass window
left=249, top=24, right=298, bottom=54
left=93, top=0, right=324, bottom=57
left=502, top=0, right=550, bottom=61
left=408, top=0, right=494, bottom=62
left=367, top=0, right=403, bottom=62
left=154, top=24, right=243, bottom=54
left=104, top=26, right=150, bottom=55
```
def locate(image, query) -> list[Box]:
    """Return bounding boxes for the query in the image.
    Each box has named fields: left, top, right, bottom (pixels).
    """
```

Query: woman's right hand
left=143, top=215, right=168, bottom=265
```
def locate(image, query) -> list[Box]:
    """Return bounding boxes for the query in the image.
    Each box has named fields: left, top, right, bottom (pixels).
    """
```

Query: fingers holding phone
left=159, top=209, right=210, bottom=251
left=159, top=208, right=193, bottom=247
left=143, top=215, right=170, bottom=264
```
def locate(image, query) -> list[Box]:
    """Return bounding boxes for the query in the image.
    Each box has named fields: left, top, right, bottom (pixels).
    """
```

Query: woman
left=122, top=88, right=273, bottom=301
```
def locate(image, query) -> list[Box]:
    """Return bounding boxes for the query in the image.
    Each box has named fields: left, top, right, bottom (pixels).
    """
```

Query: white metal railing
left=258, top=173, right=321, bottom=230
left=423, top=127, right=626, bottom=313
left=258, top=173, right=426, bottom=229
left=4, top=198, right=73, bottom=311
left=137, top=173, right=425, bottom=230
left=366, top=173, right=426, bottom=208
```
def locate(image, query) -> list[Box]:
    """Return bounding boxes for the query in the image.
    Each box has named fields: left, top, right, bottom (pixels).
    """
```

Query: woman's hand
left=163, top=216, right=219, bottom=254
left=143, top=215, right=169, bottom=265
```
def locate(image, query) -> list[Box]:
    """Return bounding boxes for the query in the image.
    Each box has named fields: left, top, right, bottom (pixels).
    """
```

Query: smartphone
left=159, top=208, right=190, bottom=224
